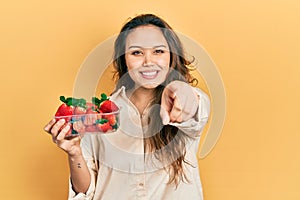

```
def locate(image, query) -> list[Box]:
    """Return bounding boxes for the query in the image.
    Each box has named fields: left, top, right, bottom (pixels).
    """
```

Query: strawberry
left=85, top=125, right=98, bottom=132
left=73, top=120, right=86, bottom=133
left=103, top=114, right=117, bottom=126
left=55, top=103, right=74, bottom=117
left=95, top=119, right=112, bottom=133
left=100, top=100, right=119, bottom=113
left=92, top=93, right=107, bottom=107
left=86, top=102, right=98, bottom=111
left=83, top=109, right=101, bottom=126
left=55, top=96, right=75, bottom=121
left=70, top=98, right=87, bottom=121
left=92, top=93, right=119, bottom=113
left=74, top=106, right=86, bottom=115
left=96, top=122, right=112, bottom=133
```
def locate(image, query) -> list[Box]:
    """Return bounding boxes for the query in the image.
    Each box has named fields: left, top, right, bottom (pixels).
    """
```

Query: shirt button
left=139, top=183, right=144, bottom=187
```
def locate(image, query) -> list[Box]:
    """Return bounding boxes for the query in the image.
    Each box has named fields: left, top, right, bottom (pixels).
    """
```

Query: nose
left=143, top=50, right=154, bottom=66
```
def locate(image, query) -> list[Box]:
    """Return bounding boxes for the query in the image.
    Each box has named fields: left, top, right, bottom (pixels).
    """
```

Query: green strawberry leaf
left=60, top=96, right=66, bottom=103
left=79, top=98, right=87, bottom=108
left=80, top=98, right=85, bottom=104
left=112, top=123, right=119, bottom=130
left=66, top=97, right=74, bottom=106
left=101, top=93, right=107, bottom=100
left=92, top=97, right=101, bottom=106
left=100, top=93, right=108, bottom=103
left=95, top=118, right=108, bottom=124
left=71, top=98, right=77, bottom=106
left=75, top=98, right=82, bottom=107
left=72, top=129, right=78, bottom=135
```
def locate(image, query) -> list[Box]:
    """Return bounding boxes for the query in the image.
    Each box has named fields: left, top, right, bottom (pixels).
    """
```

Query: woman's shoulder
left=110, top=86, right=126, bottom=99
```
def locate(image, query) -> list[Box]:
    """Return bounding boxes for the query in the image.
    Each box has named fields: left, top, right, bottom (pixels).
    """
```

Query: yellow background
left=1, top=0, right=299, bottom=199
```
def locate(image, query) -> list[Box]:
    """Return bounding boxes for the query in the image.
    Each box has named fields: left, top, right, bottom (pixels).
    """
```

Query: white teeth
left=141, top=71, right=157, bottom=76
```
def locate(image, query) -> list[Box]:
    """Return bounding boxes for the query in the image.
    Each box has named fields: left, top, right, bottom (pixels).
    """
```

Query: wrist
left=68, top=150, right=83, bottom=160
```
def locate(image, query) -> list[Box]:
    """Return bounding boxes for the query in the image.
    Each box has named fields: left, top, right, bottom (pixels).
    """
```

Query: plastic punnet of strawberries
left=54, top=93, right=119, bottom=137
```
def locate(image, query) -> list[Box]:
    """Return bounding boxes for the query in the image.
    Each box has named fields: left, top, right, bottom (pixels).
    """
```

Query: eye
left=131, top=50, right=143, bottom=55
left=154, top=49, right=165, bottom=54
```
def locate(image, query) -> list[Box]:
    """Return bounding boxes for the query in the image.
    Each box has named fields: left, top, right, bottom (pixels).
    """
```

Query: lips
left=140, top=70, right=159, bottom=79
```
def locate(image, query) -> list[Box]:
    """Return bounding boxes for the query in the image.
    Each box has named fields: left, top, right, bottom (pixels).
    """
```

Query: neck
left=127, top=86, right=155, bottom=115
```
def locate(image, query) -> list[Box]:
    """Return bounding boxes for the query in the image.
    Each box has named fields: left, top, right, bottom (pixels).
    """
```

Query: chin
left=138, top=82, right=161, bottom=89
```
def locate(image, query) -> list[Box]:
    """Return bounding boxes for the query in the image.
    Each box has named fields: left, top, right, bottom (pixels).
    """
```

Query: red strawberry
left=55, top=103, right=74, bottom=121
left=86, top=102, right=98, bottom=110
left=71, top=98, right=87, bottom=121
left=55, top=103, right=74, bottom=116
left=85, top=125, right=98, bottom=132
left=74, top=106, right=86, bottom=115
left=100, top=100, right=119, bottom=113
left=83, top=109, right=101, bottom=126
left=96, top=122, right=112, bottom=133
left=103, top=114, right=117, bottom=126
left=73, top=120, right=86, bottom=133
left=72, top=106, right=85, bottom=121
left=55, top=96, right=80, bottom=121
left=96, top=119, right=112, bottom=133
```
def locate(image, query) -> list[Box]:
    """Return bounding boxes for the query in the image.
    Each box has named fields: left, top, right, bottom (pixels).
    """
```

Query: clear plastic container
left=54, top=110, right=120, bottom=137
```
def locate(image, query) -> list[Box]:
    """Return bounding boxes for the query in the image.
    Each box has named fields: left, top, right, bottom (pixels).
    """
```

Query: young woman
left=44, top=14, right=210, bottom=200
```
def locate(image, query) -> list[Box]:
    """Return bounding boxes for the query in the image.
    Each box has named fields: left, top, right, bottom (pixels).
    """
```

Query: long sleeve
left=168, top=87, right=210, bottom=137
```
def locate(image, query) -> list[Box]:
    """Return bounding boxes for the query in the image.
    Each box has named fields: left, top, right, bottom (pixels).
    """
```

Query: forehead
left=126, top=25, right=168, bottom=48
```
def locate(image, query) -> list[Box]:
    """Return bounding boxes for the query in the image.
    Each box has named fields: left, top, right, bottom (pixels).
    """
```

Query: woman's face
left=125, top=25, right=170, bottom=89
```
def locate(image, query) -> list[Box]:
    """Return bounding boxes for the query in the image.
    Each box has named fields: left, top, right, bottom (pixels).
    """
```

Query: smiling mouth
left=140, top=71, right=159, bottom=79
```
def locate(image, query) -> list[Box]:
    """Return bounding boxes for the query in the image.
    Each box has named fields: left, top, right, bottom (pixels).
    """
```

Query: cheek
left=125, top=55, right=143, bottom=70
left=158, top=54, right=170, bottom=68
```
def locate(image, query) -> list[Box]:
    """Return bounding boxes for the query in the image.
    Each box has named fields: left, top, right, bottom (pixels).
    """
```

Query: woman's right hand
left=44, top=118, right=82, bottom=157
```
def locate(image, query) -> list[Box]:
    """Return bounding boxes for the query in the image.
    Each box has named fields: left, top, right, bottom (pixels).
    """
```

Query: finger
left=160, top=88, right=174, bottom=125
left=181, top=101, right=198, bottom=121
left=180, top=89, right=199, bottom=121
left=160, top=106, right=170, bottom=125
left=44, top=118, right=57, bottom=133
left=56, top=124, right=71, bottom=142
left=169, top=96, right=183, bottom=123
left=50, top=119, right=66, bottom=137
left=161, top=88, right=172, bottom=111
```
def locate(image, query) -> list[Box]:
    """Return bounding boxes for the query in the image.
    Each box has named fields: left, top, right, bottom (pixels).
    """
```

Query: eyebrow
left=128, top=45, right=168, bottom=49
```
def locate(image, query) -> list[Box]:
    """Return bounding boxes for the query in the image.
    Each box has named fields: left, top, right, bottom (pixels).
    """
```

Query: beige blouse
left=68, top=86, right=210, bottom=200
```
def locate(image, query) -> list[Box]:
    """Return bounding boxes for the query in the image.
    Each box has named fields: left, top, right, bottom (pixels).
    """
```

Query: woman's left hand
left=160, top=81, right=199, bottom=125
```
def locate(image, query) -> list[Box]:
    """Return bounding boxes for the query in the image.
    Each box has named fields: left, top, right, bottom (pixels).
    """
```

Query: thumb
left=160, top=106, right=170, bottom=125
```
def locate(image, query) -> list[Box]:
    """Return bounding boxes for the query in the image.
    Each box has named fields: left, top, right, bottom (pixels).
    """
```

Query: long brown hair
left=113, top=14, right=198, bottom=187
